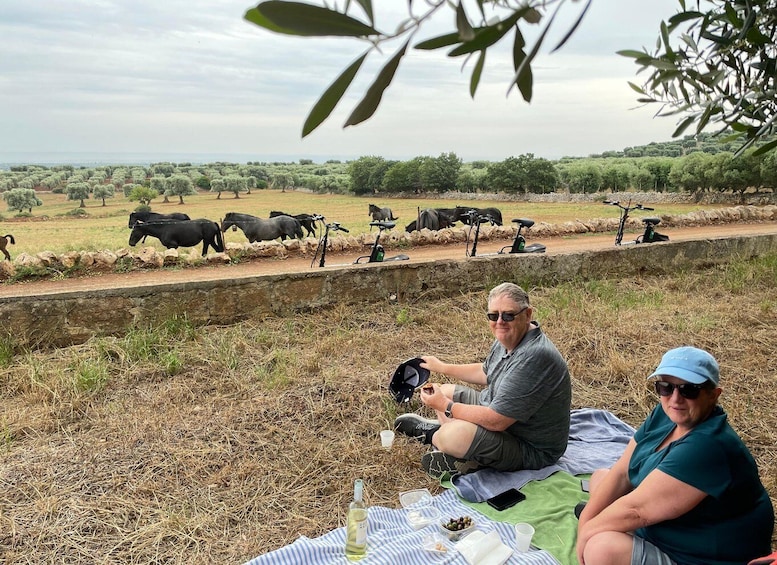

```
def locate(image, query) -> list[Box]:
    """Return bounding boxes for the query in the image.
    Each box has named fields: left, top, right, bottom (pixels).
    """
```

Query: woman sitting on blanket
left=576, top=346, right=774, bottom=565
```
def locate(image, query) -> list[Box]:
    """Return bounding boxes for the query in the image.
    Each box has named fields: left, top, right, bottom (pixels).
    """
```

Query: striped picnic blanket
left=244, top=488, right=561, bottom=565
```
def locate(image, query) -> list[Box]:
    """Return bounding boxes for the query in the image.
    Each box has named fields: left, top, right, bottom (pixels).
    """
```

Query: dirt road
left=2, top=222, right=777, bottom=298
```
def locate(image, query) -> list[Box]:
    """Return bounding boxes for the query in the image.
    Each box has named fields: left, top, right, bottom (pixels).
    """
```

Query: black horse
left=1, top=233, right=15, bottom=261
left=454, top=206, right=503, bottom=226
left=128, top=211, right=191, bottom=228
left=128, top=219, right=224, bottom=256
left=269, top=210, right=318, bottom=237
left=404, top=208, right=458, bottom=232
left=369, top=204, right=398, bottom=222
left=221, top=212, right=303, bottom=242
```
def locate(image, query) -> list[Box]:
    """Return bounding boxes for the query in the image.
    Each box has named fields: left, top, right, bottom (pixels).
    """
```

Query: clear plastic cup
left=514, top=522, right=535, bottom=552
left=380, top=429, right=395, bottom=449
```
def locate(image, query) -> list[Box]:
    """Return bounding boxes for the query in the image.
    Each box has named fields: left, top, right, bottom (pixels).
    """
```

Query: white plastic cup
left=514, top=522, right=535, bottom=552
left=380, top=429, right=395, bottom=449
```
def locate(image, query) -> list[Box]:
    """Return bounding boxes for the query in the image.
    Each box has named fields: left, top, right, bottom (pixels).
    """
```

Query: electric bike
left=463, top=209, right=497, bottom=257
left=498, top=218, right=546, bottom=254
left=353, top=220, right=410, bottom=264
left=310, top=215, right=350, bottom=268
left=464, top=209, right=546, bottom=257
left=604, top=200, right=669, bottom=246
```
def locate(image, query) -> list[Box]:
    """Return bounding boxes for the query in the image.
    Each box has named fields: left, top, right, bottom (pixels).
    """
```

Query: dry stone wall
left=1, top=205, right=776, bottom=282
left=2, top=232, right=776, bottom=350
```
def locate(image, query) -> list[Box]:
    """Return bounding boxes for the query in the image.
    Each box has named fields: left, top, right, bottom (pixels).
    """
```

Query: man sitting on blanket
left=394, top=282, right=572, bottom=478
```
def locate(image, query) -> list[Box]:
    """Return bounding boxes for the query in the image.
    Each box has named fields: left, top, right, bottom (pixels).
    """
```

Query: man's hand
left=419, top=383, right=445, bottom=412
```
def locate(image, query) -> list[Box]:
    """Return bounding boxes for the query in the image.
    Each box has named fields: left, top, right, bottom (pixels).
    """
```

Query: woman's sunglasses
left=486, top=306, right=527, bottom=322
left=654, top=381, right=711, bottom=400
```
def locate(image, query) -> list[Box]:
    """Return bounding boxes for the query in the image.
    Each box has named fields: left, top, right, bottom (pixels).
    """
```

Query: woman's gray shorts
left=632, top=535, right=677, bottom=565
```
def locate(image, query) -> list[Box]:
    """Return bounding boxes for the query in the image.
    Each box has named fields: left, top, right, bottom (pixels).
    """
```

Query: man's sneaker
left=394, top=413, right=440, bottom=445
left=421, top=450, right=481, bottom=479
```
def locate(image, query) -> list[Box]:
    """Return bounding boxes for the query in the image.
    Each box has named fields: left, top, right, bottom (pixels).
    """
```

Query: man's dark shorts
left=454, top=385, right=556, bottom=472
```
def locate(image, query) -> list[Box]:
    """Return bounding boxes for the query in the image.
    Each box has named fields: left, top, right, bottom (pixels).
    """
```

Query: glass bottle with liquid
left=345, top=478, right=368, bottom=560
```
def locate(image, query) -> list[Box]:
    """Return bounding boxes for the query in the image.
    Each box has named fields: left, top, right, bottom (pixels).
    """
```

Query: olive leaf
left=303, top=52, right=369, bottom=137
left=456, top=2, right=475, bottom=42
left=350, top=0, right=374, bottom=26
left=470, top=50, right=485, bottom=98
left=345, top=40, right=410, bottom=127
left=549, top=0, right=592, bottom=53
left=448, top=10, right=524, bottom=57
left=512, top=29, right=532, bottom=102
left=246, top=1, right=378, bottom=37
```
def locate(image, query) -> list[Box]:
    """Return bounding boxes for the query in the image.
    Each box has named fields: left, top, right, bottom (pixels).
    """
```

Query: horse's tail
left=294, top=220, right=303, bottom=239
left=2, top=234, right=14, bottom=244
left=213, top=223, right=224, bottom=252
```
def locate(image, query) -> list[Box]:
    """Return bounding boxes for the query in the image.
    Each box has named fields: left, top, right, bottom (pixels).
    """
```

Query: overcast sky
left=0, top=0, right=682, bottom=165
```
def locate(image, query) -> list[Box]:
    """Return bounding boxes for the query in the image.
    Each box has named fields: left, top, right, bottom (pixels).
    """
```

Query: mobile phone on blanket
left=581, top=479, right=590, bottom=493
left=486, top=488, right=526, bottom=511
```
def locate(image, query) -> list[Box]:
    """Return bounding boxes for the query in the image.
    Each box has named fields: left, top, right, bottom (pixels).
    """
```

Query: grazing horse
left=128, top=211, right=191, bottom=228
left=129, top=219, right=224, bottom=256
left=454, top=206, right=503, bottom=226
left=269, top=210, right=318, bottom=237
left=404, top=208, right=458, bottom=232
left=369, top=204, right=398, bottom=223
left=1, top=234, right=14, bottom=261
left=221, top=212, right=303, bottom=243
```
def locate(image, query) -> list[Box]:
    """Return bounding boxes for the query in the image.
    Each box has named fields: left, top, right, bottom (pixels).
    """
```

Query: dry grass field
left=1, top=249, right=775, bottom=563
left=0, top=190, right=719, bottom=256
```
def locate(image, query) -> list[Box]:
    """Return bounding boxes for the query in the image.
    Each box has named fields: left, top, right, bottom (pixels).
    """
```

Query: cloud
left=0, top=0, right=681, bottom=163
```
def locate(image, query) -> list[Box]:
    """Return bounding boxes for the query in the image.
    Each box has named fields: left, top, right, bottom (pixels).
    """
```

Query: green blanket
left=446, top=471, right=590, bottom=565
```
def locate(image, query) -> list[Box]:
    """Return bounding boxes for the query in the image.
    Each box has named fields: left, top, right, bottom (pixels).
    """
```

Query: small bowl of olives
left=438, top=515, right=476, bottom=541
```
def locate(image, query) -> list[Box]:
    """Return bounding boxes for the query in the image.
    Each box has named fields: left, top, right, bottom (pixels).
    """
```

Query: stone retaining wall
left=2, top=233, right=776, bottom=350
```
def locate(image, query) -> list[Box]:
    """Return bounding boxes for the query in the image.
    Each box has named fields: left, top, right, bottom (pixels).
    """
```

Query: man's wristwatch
left=444, top=401, right=454, bottom=418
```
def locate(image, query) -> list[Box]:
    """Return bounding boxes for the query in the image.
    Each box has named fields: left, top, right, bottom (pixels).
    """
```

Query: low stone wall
left=2, top=205, right=776, bottom=281
left=2, top=232, right=776, bottom=350
left=407, top=190, right=777, bottom=206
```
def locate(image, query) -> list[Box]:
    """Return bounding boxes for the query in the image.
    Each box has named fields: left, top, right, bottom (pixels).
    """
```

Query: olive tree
left=165, top=174, right=197, bottom=204
left=623, top=1, right=777, bottom=155
left=2, top=188, right=43, bottom=214
left=66, top=182, right=90, bottom=208
left=210, top=178, right=225, bottom=199
left=92, top=184, right=115, bottom=206
left=224, top=174, right=248, bottom=198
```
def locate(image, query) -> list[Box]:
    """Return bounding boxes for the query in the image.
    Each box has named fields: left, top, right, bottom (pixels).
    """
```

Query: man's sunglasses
left=486, top=307, right=527, bottom=322
left=654, top=381, right=711, bottom=400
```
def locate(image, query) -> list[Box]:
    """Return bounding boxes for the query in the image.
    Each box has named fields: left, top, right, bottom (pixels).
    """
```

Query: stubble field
left=0, top=191, right=775, bottom=563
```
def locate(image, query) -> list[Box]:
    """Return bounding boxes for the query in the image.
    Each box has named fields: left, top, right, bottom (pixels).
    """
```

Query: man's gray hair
left=488, top=282, right=529, bottom=309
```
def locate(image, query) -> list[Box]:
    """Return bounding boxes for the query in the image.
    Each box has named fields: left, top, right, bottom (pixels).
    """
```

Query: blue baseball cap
left=648, top=346, right=720, bottom=385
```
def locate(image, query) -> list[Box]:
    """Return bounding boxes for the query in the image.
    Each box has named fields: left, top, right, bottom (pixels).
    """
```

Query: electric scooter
left=498, top=219, right=546, bottom=254
left=310, top=215, right=350, bottom=268
left=353, top=221, right=410, bottom=264
left=604, top=200, right=669, bottom=246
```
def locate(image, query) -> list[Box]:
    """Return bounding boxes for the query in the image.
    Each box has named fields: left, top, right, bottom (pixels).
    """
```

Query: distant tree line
left=3, top=134, right=777, bottom=214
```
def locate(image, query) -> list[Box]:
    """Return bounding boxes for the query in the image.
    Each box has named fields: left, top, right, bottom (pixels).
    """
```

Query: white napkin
left=455, top=530, right=513, bottom=565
